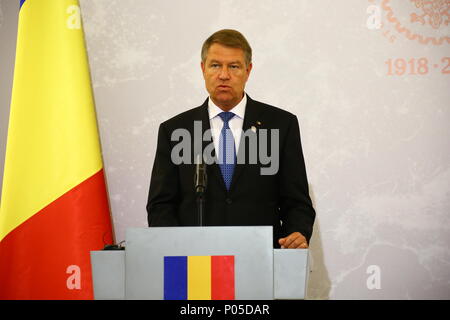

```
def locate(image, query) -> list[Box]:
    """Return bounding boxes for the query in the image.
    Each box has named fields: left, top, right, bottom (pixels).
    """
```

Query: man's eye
left=210, top=64, right=220, bottom=68
left=230, top=65, right=240, bottom=69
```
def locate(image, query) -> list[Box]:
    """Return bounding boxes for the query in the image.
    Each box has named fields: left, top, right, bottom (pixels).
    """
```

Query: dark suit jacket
left=146, top=95, right=315, bottom=248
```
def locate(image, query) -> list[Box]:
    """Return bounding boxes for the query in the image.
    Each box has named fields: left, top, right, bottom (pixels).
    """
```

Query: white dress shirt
left=208, top=94, right=246, bottom=157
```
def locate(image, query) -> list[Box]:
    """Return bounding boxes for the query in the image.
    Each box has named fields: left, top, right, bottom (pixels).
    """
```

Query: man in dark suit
left=147, top=29, right=315, bottom=249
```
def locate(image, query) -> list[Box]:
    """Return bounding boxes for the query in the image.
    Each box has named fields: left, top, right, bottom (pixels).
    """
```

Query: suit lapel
left=229, top=95, right=264, bottom=193
left=198, top=95, right=265, bottom=194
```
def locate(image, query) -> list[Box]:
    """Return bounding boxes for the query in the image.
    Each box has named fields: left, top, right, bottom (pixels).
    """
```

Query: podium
left=91, top=227, right=309, bottom=300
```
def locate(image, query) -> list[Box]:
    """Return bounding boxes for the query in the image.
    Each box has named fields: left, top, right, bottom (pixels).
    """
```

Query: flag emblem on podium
left=164, top=255, right=235, bottom=300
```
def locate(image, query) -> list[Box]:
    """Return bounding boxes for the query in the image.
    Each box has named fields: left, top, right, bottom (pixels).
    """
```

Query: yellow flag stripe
left=0, top=0, right=103, bottom=242
left=187, top=256, right=211, bottom=300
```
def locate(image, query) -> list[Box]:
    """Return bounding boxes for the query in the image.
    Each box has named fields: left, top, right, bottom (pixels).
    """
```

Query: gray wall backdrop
left=1, top=0, right=449, bottom=299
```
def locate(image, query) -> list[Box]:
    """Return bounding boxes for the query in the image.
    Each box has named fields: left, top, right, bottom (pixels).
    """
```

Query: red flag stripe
left=0, top=169, right=113, bottom=300
left=211, top=255, right=235, bottom=300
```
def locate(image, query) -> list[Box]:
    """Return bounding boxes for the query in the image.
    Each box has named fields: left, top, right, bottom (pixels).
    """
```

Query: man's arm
left=278, top=115, right=316, bottom=248
left=146, top=123, right=180, bottom=226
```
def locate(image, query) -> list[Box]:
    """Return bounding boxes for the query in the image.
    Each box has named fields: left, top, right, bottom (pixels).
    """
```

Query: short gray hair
left=201, top=29, right=252, bottom=66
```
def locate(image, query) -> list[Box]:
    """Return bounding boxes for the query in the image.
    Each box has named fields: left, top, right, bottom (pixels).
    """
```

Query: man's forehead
left=205, top=44, right=246, bottom=62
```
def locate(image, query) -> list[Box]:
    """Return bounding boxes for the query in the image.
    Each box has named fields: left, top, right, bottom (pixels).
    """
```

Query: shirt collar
left=208, top=93, right=247, bottom=120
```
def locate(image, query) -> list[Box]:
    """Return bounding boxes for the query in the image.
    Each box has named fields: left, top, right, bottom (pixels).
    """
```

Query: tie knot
left=218, top=111, right=235, bottom=124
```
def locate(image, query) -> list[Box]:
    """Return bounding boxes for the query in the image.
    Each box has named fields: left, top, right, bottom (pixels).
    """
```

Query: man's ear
left=201, top=61, right=206, bottom=74
left=246, top=62, right=253, bottom=78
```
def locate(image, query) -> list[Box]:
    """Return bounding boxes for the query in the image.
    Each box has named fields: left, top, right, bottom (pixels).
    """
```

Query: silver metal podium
left=90, top=227, right=309, bottom=300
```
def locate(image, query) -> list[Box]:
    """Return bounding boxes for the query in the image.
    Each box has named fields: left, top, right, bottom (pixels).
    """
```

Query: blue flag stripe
left=164, top=256, right=187, bottom=300
left=20, top=0, right=26, bottom=9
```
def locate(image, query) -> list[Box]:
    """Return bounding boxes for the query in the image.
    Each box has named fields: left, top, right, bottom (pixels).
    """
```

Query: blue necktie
left=218, top=112, right=236, bottom=190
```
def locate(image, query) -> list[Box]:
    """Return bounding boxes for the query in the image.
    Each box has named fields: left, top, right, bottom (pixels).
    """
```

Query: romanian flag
left=0, top=0, right=113, bottom=299
left=164, top=256, right=235, bottom=300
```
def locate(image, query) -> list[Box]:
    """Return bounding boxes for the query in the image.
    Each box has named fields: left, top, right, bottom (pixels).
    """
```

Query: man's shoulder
left=160, top=101, right=207, bottom=129
left=249, top=97, right=297, bottom=122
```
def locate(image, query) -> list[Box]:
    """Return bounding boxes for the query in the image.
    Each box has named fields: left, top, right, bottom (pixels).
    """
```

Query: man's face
left=201, top=43, right=252, bottom=111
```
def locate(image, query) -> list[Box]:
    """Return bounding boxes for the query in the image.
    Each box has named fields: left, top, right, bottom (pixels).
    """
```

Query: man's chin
left=212, top=95, right=237, bottom=109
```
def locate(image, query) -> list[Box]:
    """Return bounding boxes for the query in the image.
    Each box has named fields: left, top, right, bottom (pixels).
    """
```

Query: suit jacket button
left=226, top=198, right=232, bottom=205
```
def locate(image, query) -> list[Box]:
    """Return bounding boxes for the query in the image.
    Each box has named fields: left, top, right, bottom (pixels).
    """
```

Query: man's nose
left=218, top=66, right=231, bottom=80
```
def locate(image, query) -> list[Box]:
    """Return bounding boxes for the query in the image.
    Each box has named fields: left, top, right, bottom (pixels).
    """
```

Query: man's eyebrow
left=208, top=59, right=243, bottom=65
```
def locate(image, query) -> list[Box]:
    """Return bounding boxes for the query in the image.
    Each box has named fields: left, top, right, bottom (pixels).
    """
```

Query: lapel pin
left=256, top=121, right=262, bottom=126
